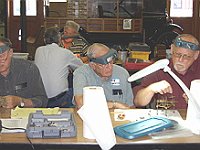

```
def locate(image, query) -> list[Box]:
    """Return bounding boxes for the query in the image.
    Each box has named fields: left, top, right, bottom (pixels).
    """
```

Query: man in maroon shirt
left=133, top=34, right=200, bottom=109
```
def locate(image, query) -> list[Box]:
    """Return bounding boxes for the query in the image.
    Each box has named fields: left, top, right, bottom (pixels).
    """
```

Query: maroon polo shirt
left=133, top=57, right=200, bottom=109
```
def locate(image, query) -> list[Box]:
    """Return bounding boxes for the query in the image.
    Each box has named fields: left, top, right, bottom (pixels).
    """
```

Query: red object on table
left=124, top=61, right=154, bottom=70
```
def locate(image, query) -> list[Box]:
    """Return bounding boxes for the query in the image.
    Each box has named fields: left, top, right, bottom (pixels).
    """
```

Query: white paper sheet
left=77, top=86, right=116, bottom=150
left=0, top=118, right=28, bottom=133
left=114, top=109, right=183, bottom=122
left=11, top=106, right=60, bottom=119
left=187, top=79, right=200, bottom=134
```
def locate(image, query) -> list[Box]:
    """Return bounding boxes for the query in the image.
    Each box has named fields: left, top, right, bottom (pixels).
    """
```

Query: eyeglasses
left=172, top=51, right=194, bottom=60
left=0, top=50, right=10, bottom=61
left=89, top=49, right=118, bottom=65
left=0, top=45, right=10, bottom=54
left=95, top=62, right=112, bottom=68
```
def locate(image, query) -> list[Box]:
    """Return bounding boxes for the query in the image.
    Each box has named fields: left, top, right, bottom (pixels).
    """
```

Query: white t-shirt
left=34, top=43, right=83, bottom=98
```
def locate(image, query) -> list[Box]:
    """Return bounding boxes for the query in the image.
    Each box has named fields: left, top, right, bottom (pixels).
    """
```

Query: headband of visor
left=173, top=37, right=200, bottom=51
left=89, top=49, right=118, bottom=65
left=0, top=45, right=10, bottom=54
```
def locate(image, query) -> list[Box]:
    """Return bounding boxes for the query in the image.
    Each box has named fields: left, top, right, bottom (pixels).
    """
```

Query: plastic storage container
left=129, top=51, right=151, bottom=60
left=114, top=117, right=173, bottom=139
left=128, top=42, right=151, bottom=60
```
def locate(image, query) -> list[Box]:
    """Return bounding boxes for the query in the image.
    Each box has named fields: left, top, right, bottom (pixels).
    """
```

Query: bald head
left=178, top=34, right=199, bottom=45
left=87, top=43, right=110, bottom=59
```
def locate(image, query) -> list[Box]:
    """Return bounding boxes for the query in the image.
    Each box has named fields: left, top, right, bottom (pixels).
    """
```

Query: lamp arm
left=163, top=66, right=200, bottom=112
left=128, top=59, right=169, bottom=82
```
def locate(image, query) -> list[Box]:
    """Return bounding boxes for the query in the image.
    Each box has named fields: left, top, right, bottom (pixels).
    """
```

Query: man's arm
left=134, top=80, right=173, bottom=107
left=0, top=95, right=33, bottom=108
left=74, top=95, right=131, bottom=110
left=74, top=95, right=83, bottom=109
left=29, top=63, right=48, bottom=107
left=68, top=52, right=83, bottom=70
left=73, top=66, right=86, bottom=109
left=107, top=101, right=131, bottom=109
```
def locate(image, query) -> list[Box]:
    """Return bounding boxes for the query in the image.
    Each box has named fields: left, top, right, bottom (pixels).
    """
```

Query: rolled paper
left=78, top=86, right=116, bottom=150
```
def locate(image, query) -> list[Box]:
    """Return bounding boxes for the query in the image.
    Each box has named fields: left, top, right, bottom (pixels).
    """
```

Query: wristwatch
left=19, top=98, right=25, bottom=108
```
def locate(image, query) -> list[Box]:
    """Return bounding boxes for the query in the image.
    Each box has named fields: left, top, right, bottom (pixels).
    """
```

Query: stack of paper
left=0, top=118, right=27, bottom=133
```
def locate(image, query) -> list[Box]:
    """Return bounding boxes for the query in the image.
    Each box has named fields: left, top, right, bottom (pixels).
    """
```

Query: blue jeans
left=47, top=88, right=74, bottom=108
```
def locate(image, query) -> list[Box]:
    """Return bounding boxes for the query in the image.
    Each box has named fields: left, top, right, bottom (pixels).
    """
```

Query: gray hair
left=0, top=37, right=12, bottom=48
left=44, top=27, right=60, bottom=44
left=64, top=21, right=80, bottom=32
left=86, top=43, right=109, bottom=59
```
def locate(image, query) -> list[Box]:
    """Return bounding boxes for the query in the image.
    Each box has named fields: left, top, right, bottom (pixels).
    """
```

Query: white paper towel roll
left=82, top=86, right=96, bottom=139
left=186, top=79, right=200, bottom=134
left=77, top=86, right=116, bottom=150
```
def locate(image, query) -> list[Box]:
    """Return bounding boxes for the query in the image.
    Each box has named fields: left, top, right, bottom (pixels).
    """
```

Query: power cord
left=0, top=120, right=35, bottom=150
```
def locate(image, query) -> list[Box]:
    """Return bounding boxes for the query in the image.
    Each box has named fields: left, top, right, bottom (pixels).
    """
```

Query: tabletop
left=0, top=108, right=200, bottom=150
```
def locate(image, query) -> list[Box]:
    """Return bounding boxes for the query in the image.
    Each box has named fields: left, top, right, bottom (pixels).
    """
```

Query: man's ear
left=9, top=48, right=13, bottom=56
left=194, top=51, right=199, bottom=60
left=89, top=62, right=95, bottom=70
left=170, top=44, right=174, bottom=54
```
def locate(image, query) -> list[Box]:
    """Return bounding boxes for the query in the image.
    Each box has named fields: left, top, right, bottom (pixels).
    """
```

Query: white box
left=13, top=53, right=29, bottom=60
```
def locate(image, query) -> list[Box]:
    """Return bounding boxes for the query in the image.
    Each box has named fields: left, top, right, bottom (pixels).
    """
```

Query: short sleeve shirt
left=73, top=64, right=133, bottom=106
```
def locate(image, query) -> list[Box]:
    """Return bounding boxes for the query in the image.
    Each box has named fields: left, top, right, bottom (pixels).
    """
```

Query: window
left=170, top=0, right=193, bottom=17
left=13, top=0, right=37, bottom=16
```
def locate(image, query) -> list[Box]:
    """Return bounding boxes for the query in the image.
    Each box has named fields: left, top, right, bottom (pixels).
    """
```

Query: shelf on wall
left=44, top=17, right=143, bottom=33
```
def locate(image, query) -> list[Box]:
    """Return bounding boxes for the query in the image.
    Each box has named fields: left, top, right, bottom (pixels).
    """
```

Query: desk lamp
left=128, top=59, right=200, bottom=134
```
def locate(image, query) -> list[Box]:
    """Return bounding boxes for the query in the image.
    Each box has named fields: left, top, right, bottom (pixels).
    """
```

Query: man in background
left=61, top=20, right=80, bottom=49
left=0, top=37, right=48, bottom=108
left=34, top=27, right=83, bottom=108
left=61, top=20, right=89, bottom=63
left=133, top=34, right=200, bottom=109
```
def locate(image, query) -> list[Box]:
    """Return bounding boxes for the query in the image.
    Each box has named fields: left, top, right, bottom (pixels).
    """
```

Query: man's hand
left=0, top=95, right=21, bottom=109
left=149, top=80, right=173, bottom=95
left=134, top=80, right=173, bottom=107
left=182, top=93, right=188, bottom=103
left=107, top=101, right=130, bottom=109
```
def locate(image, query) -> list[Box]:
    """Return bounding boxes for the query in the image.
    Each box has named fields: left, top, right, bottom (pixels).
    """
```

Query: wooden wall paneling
left=48, top=2, right=67, bottom=17
left=7, top=0, right=20, bottom=51
left=169, top=0, right=200, bottom=41
left=171, top=18, right=193, bottom=34
left=199, top=0, right=200, bottom=41
left=194, top=0, right=200, bottom=41
left=7, top=0, right=44, bottom=53
left=193, top=0, right=198, bottom=40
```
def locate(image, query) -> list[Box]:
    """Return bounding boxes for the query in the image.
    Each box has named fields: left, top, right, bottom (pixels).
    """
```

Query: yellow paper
left=11, top=106, right=60, bottom=119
